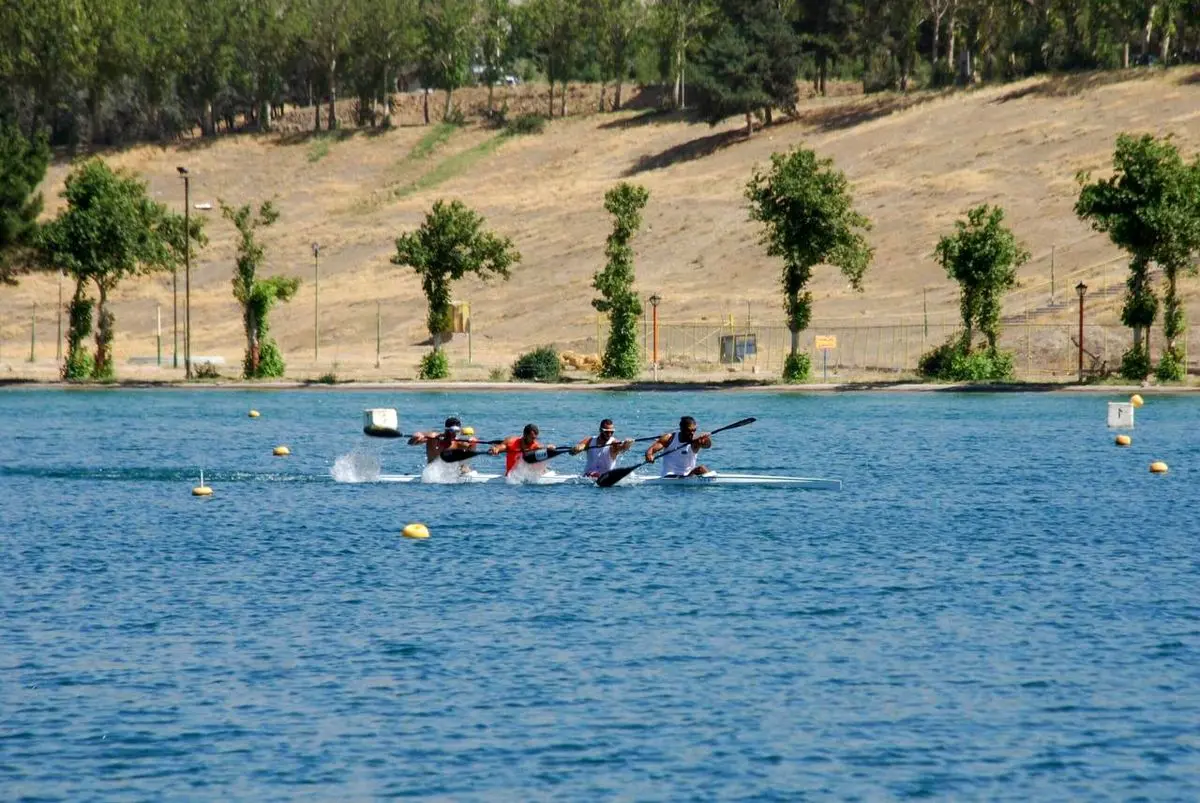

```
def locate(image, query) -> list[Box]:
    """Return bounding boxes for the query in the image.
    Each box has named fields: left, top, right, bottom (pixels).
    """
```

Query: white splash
left=421, top=459, right=469, bottom=484
left=330, top=449, right=382, bottom=483
left=506, top=459, right=549, bottom=485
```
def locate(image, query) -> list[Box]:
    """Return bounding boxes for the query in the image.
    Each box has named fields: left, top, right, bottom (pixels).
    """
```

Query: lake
left=2, top=388, right=1198, bottom=801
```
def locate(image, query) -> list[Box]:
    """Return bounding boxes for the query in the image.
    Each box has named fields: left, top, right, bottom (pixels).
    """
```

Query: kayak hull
left=376, top=471, right=841, bottom=490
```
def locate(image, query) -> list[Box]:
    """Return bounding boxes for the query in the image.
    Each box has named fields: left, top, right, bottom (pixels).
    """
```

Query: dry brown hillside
left=3, top=69, right=1199, bottom=380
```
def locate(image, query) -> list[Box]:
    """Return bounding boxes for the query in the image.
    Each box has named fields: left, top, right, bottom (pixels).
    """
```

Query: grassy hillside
left=3, top=69, right=1199, bottom=380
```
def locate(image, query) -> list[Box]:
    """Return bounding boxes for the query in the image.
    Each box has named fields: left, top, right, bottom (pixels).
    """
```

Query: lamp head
left=176, top=166, right=189, bottom=176
left=649, top=293, right=661, bottom=307
left=1076, top=281, right=1088, bottom=298
left=312, top=242, right=320, bottom=257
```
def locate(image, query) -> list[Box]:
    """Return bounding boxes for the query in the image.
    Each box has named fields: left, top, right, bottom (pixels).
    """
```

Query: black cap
left=445, top=416, right=462, bottom=429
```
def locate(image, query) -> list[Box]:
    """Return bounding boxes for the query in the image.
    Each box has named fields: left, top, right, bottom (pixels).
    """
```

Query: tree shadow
left=1182, top=69, right=1200, bottom=86
left=793, top=91, right=948, bottom=132
left=598, top=108, right=692, bottom=131
left=991, top=69, right=1153, bottom=104
left=623, top=127, right=748, bottom=176
left=274, top=128, right=358, bottom=147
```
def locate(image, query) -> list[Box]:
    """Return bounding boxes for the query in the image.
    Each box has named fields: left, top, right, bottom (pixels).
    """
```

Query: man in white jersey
left=645, top=416, right=713, bottom=477
left=569, top=419, right=635, bottom=478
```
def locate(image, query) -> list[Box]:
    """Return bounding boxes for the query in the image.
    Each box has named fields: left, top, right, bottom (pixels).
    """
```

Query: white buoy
left=192, top=470, right=213, bottom=496
left=402, top=523, right=430, bottom=540
left=248, top=409, right=260, bottom=418
left=273, top=445, right=290, bottom=456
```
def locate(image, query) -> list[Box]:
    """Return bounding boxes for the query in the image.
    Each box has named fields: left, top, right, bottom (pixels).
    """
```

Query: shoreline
left=0, top=378, right=1183, bottom=393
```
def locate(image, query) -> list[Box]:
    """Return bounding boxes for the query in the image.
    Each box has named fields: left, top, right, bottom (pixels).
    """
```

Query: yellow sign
left=814, top=335, right=838, bottom=350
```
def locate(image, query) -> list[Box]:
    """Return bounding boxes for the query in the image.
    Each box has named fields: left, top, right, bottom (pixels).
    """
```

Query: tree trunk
left=561, top=82, right=567, bottom=117
left=947, top=0, right=957, bottom=69
left=932, top=15, right=941, bottom=67
left=423, top=88, right=430, bottom=125
left=599, top=82, right=607, bottom=113
left=443, top=88, right=453, bottom=120
left=764, top=107, right=773, bottom=126
left=93, top=282, right=110, bottom=376
left=1143, top=5, right=1157, bottom=57
left=744, top=112, right=753, bottom=138
left=315, top=102, right=321, bottom=131
left=1123, top=42, right=1130, bottom=68
left=790, top=328, right=799, bottom=357
left=615, top=80, right=623, bottom=111
left=327, top=58, right=338, bottom=129
left=548, top=81, right=555, bottom=118
left=487, top=81, right=494, bottom=111
left=259, top=99, right=271, bottom=132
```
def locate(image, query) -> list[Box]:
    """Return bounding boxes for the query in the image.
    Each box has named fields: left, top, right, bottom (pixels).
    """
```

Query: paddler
left=570, top=418, right=635, bottom=478
left=489, top=423, right=549, bottom=476
left=407, top=417, right=476, bottom=464
left=645, top=415, right=713, bottom=477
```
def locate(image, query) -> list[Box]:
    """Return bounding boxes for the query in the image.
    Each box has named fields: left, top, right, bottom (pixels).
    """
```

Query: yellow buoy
left=402, top=523, right=430, bottom=540
left=1150, top=461, right=1168, bottom=474
left=273, top=445, right=290, bottom=456
left=1115, top=434, right=1132, bottom=446
left=462, top=426, right=475, bottom=436
left=248, top=409, right=260, bottom=418
left=192, top=470, right=213, bottom=496
left=1131, top=394, right=1145, bottom=408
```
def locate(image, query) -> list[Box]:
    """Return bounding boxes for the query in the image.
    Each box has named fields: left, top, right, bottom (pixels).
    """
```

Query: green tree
left=40, top=159, right=201, bottom=379
left=477, top=0, right=516, bottom=112
left=221, top=199, right=300, bottom=379
left=1076, top=134, right=1200, bottom=381
left=933, top=204, right=1028, bottom=362
left=589, top=0, right=642, bottom=111
left=693, top=0, right=801, bottom=136
left=419, top=0, right=478, bottom=120
left=391, top=199, right=520, bottom=377
left=523, top=0, right=585, bottom=117
left=746, top=147, right=873, bottom=382
left=593, top=182, right=649, bottom=379
left=0, top=123, right=51, bottom=285
left=307, top=0, right=352, bottom=130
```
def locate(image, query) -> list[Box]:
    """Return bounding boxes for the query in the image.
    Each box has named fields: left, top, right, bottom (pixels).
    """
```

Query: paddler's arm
left=645, top=433, right=672, bottom=462
left=487, top=438, right=512, bottom=456
left=693, top=433, right=713, bottom=450
left=407, top=431, right=431, bottom=445
left=611, top=438, right=635, bottom=457
left=569, top=436, right=591, bottom=456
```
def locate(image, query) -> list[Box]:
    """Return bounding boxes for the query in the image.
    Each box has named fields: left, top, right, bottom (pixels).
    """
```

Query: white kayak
left=377, top=471, right=841, bottom=490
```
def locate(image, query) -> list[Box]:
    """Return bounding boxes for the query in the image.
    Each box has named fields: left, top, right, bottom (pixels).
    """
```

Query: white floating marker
left=192, top=470, right=213, bottom=496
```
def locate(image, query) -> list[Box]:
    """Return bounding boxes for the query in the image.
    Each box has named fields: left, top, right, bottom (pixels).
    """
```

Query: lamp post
left=177, top=166, right=191, bottom=379
left=312, top=242, right=320, bottom=363
left=649, top=293, right=661, bottom=380
left=1076, top=281, right=1087, bottom=383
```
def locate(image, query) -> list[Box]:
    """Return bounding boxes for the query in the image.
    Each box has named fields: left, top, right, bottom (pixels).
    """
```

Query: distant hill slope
left=3, top=69, right=1198, bottom=378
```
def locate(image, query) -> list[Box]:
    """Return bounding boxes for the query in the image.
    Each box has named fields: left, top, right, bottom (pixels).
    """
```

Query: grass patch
left=307, top=137, right=331, bottom=163
left=388, top=133, right=510, bottom=202
left=409, top=122, right=458, bottom=161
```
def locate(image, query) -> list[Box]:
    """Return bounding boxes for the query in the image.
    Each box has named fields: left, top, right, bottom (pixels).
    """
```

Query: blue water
left=2, top=388, right=1198, bottom=801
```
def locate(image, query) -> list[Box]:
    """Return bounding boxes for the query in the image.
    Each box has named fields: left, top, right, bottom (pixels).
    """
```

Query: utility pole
left=313, top=242, right=320, bottom=363
left=177, top=166, right=192, bottom=379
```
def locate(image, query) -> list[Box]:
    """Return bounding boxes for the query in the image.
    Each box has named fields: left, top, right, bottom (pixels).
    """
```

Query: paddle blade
left=363, top=426, right=404, bottom=438
left=711, top=416, right=756, bottom=435
left=595, top=463, right=642, bottom=488
left=439, top=448, right=483, bottom=463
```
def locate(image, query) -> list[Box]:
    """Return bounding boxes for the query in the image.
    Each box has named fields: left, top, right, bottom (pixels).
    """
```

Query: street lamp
left=177, top=166, right=191, bottom=379
left=312, top=242, right=320, bottom=363
left=1076, top=281, right=1088, bottom=383
left=648, top=293, right=661, bottom=379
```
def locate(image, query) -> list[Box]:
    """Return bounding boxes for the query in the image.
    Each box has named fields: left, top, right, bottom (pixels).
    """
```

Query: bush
left=194, top=362, right=221, bottom=379
left=419, top=348, right=450, bottom=380
left=1156, top=347, right=1185, bottom=382
left=782, top=352, right=811, bottom=383
left=918, top=337, right=1014, bottom=381
left=512, top=346, right=561, bottom=381
left=488, top=366, right=509, bottom=382
left=504, top=113, right=546, bottom=136
left=315, top=371, right=338, bottom=384
left=1119, top=344, right=1151, bottom=381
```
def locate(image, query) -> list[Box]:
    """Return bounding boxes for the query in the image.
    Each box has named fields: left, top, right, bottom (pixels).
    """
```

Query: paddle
left=593, top=417, right=757, bottom=488
left=521, top=435, right=662, bottom=464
